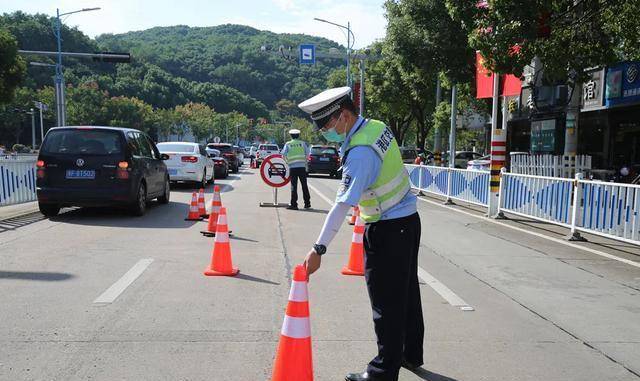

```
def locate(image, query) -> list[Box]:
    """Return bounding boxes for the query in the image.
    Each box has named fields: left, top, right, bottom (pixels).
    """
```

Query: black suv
left=307, top=145, right=341, bottom=178
left=36, top=126, right=170, bottom=217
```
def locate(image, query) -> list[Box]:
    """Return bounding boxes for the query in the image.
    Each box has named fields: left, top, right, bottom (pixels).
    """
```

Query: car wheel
left=198, top=171, right=207, bottom=188
left=39, top=203, right=60, bottom=217
left=158, top=177, right=170, bottom=204
left=130, top=182, right=147, bottom=216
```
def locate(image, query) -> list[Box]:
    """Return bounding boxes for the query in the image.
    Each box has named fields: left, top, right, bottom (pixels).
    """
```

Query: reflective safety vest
left=344, top=119, right=410, bottom=223
left=285, top=139, right=307, bottom=165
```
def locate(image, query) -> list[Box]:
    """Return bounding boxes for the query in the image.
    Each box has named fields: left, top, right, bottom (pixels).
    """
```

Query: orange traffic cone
left=347, top=206, right=359, bottom=225
left=201, top=185, right=232, bottom=236
left=341, top=213, right=365, bottom=276
left=271, top=264, right=313, bottom=381
left=204, top=208, right=239, bottom=276
left=198, top=188, right=208, bottom=217
left=185, top=192, right=203, bottom=221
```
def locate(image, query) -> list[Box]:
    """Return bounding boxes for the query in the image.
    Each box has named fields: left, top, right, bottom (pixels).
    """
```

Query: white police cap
left=298, top=87, right=351, bottom=120
left=289, top=129, right=301, bottom=135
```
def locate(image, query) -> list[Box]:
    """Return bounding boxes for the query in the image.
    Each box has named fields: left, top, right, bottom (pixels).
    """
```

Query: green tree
left=0, top=28, right=26, bottom=104
left=466, top=0, right=640, bottom=80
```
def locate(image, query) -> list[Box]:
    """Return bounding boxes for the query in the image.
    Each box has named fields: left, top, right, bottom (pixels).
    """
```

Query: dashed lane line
left=308, top=180, right=474, bottom=311
left=93, top=258, right=154, bottom=305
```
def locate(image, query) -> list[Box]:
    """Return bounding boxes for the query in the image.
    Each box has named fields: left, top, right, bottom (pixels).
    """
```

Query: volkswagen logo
left=627, top=64, right=638, bottom=84
left=76, top=158, right=85, bottom=167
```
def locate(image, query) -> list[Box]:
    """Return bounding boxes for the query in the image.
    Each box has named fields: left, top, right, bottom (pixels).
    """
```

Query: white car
left=156, top=142, right=214, bottom=188
left=467, top=155, right=491, bottom=171
left=255, top=143, right=280, bottom=167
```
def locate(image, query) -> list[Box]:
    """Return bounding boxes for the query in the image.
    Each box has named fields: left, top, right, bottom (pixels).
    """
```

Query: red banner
left=476, top=52, right=494, bottom=99
left=476, top=52, right=522, bottom=98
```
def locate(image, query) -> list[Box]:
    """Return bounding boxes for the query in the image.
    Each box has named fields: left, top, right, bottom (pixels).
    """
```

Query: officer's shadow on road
left=410, top=368, right=460, bottom=381
left=50, top=201, right=201, bottom=229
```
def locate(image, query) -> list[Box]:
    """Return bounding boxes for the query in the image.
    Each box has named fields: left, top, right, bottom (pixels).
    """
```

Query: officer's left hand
left=304, top=249, right=322, bottom=278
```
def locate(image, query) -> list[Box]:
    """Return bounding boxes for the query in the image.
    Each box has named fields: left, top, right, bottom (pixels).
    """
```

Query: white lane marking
left=417, top=197, right=640, bottom=270
left=309, top=180, right=473, bottom=311
left=93, top=259, right=154, bottom=305
left=417, top=267, right=474, bottom=311
left=308, top=183, right=335, bottom=206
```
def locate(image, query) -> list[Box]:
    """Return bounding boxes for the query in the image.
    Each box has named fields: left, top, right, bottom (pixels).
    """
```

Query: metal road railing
left=574, top=178, right=640, bottom=245
left=0, top=157, right=38, bottom=206
left=407, top=164, right=640, bottom=246
left=498, top=171, right=575, bottom=227
left=406, top=164, right=490, bottom=207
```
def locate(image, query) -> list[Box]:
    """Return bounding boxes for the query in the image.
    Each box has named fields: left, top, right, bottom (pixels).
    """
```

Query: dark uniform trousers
left=289, top=167, right=311, bottom=207
left=363, top=212, right=424, bottom=381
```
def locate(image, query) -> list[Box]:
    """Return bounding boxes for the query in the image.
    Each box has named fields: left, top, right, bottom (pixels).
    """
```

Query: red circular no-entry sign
left=260, top=154, right=291, bottom=188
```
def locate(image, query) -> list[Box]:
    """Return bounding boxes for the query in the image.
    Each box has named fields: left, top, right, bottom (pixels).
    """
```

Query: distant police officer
left=299, top=87, right=424, bottom=381
left=282, top=128, right=311, bottom=210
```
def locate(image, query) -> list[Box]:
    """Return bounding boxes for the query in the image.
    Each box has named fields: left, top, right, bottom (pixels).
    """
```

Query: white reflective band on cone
left=288, top=281, right=308, bottom=302
left=217, top=215, right=227, bottom=225
left=352, top=233, right=363, bottom=244
left=215, top=232, right=229, bottom=242
left=281, top=316, right=311, bottom=339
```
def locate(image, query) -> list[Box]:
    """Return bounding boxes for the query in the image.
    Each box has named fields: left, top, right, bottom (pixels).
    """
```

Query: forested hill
left=2, top=12, right=343, bottom=117
left=96, top=24, right=343, bottom=108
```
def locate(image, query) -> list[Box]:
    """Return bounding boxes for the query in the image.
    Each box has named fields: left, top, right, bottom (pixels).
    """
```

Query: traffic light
left=92, top=52, right=131, bottom=63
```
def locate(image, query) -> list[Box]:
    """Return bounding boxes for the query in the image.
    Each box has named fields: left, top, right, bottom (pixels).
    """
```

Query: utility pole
left=434, top=78, right=443, bottom=165
left=359, top=60, right=365, bottom=115
left=488, top=74, right=506, bottom=217
left=30, top=109, right=36, bottom=148
left=52, top=7, right=101, bottom=126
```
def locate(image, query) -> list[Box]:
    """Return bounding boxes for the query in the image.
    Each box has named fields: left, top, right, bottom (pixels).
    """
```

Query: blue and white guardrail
left=405, top=164, right=490, bottom=207
left=0, top=157, right=38, bottom=207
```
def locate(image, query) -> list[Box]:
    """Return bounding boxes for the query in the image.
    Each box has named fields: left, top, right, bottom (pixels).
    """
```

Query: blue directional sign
left=299, top=44, right=315, bottom=65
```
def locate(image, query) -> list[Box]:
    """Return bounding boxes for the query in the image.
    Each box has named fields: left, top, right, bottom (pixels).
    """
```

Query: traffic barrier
left=406, top=164, right=490, bottom=207
left=271, top=264, right=313, bottom=381
left=498, top=171, right=574, bottom=227
left=341, top=213, right=365, bottom=276
left=185, top=192, right=203, bottom=221
left=197, top=188, right=208, bottom=217
left=204, top=207, right=239, bottom=276
left=347, top=206, right=359, bottom=225
left=574, top=178, right=640, bottom=245
left=0, top=157, right=37, bottom=206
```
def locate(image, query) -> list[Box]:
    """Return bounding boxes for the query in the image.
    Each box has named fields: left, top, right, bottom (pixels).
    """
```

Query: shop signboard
left=605, top=61, right=640, bottom=107
left=581, top=68, right=605, bottom=111
left=530, top=119, right=556, bottom=153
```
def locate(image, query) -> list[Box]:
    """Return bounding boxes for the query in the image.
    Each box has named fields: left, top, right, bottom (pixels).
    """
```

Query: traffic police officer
left=281, top=128, right=311, bottom=210
left=299, top=87, right=424, bottom=381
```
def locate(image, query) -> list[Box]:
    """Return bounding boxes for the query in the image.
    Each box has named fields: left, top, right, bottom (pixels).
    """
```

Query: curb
left=0, top=202, right=40, bottom=222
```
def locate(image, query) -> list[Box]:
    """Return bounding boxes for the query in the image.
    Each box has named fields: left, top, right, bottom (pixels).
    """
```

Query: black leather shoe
left=345, top=371, right=384, bottom=381
left=304, top=204, right=311, bottom=209
left=286, top=205, right=298, bottom=210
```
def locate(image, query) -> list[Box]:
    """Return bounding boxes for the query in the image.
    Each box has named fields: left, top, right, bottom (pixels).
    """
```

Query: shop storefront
left=579, top=62, right=640, bottom=173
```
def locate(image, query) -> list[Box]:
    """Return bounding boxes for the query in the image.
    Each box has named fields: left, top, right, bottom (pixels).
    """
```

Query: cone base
left=341, top=266, right=364, bottom=276
left=185, top=216, right=203, bottom=221
left=200, top=213, right=210, bottom=218
left=204, top=268, right=239, bottom=276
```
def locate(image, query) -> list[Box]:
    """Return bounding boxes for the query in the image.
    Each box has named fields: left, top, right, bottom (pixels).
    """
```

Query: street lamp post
left=54, top=7, right=100, bottom=127
left=313, top=17, right=355, bottom=95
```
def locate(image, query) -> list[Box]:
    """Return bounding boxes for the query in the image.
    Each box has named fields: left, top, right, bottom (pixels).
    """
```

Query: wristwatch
left=313, top=244, right=327, bottom=256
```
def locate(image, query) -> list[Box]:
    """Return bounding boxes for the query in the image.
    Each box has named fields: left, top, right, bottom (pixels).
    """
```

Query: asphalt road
left=1, top=164, right=639, bottom=380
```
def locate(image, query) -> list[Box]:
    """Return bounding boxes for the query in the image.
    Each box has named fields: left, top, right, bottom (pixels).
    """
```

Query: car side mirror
left=160, top=153, right=170, bottom=160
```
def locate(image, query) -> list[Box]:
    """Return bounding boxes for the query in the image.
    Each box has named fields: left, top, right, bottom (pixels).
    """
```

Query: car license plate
left=319, top=157, right=330, bottom=162
left=168, top=168, right=178, bottom=176
left=66, top=169, right=95, bottom=179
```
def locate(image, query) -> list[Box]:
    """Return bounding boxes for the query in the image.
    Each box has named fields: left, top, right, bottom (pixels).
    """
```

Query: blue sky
left=1, top=0, right=387, bottom=48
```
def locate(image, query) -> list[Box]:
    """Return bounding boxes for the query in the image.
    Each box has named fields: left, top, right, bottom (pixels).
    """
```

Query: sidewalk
left=0, top=201, right=39, bottom=221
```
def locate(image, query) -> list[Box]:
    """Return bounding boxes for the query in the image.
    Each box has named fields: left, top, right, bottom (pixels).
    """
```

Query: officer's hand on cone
left=304, top=249, right=322, bottom=277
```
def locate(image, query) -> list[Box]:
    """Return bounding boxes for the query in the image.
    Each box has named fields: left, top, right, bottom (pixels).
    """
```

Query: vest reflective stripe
left=285, top=140, right=306, bottom=164
left=345, top=119, right=410, bottom=223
